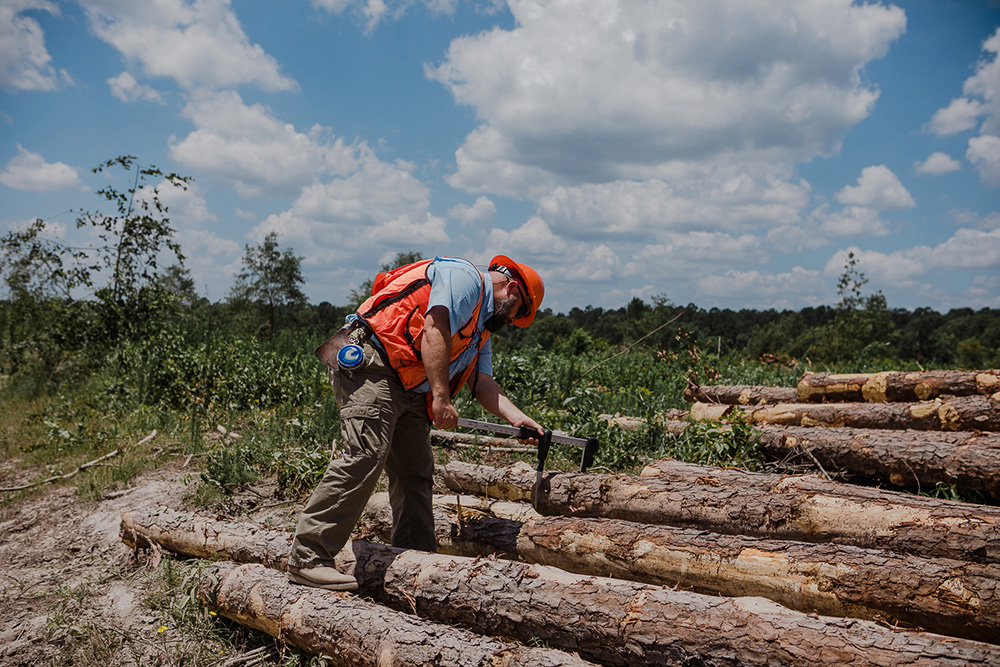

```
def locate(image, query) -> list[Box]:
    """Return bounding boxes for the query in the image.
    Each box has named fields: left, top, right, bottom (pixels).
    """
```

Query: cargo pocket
left=339, top=403, right=391, bottom=461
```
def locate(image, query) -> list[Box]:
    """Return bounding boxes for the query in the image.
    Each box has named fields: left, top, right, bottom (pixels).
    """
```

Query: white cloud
left=966, top=134, right=1000, bottom=188
left=696, top=266, right=826, bottom=310
left=535, top=171, right=810, bottom=242
left=914, top=152, right=960, bottom=175
left=0, top=144, right=81, bottom=191
left=824, top=228, right=1000, bottom=289
left=448, top=196, right=496, bottom=226
left=250, top=149, right=449, bottom=275
left=431, top=0, right=905, bottom=193
left=818, top=205, right=890, bottom=237
left=927, top=97, right=984, bottom=136
left=0, top=0, right=71, bottom=92
left=169, top=91, right=359, bottom=197
left=928, top=28, right=1000, bottom=186
left=82, top=0, right=296, bottom=92
left=834, top=165, right=915, bottom=209
left=107, top=71, right=164, bottom=103
left=311, top=0, right=460, bottom=33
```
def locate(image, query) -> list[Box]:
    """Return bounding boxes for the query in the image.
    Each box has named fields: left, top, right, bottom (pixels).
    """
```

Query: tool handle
left=534, top=428, right=552, bottom=472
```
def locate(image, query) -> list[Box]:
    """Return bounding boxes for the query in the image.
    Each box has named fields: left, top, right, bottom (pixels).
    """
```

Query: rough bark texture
left=121, top=505, right=1000, bottom=645
left=441, top=461, right=1000, bottom=563
left=689, top=395, right=1000, bottom=431
left=345, top=540, right=1000, bottom=667
left=684, top=384, right=799, bottom=405
left=198, top=561, right=595, bottom=667
left=120, top=507, right=292, bottom=570
left=516, top=515, right=1000, bottom=644
left=755, top=425, right=1000, bottom=499
left=797, top=370, right=1000, bottom=403
left=431, top=429, right=535, bottom=452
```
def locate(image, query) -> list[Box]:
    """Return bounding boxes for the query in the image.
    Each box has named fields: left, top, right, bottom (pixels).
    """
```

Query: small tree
left=825, top=252, right=892, bottom=362
left=229, top=232, right=307, bottom=337
left=0, top=156, right=190, bottom=378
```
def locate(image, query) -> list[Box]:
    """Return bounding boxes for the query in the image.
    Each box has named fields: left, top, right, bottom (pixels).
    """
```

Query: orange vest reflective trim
left=356, top=259, right=490, bottom=396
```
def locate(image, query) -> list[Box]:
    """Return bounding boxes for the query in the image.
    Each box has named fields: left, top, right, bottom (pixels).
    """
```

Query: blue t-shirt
left=425, top=256, right=494, bottom=380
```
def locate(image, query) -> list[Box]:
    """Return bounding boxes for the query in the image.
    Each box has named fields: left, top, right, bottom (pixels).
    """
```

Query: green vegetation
left=1, top=158, right=998, bottom=503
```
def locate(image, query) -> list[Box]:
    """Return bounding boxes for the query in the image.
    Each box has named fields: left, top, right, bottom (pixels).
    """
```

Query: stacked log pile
left=683, top=369, right=1000, bottom=498
left=117, top=369, right=1000, bottom=664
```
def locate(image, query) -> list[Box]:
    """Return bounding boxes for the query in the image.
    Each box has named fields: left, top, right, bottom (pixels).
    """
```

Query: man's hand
left=511, top=416, right=544, bottom=446
left=432, top=396, right=459, bottom=430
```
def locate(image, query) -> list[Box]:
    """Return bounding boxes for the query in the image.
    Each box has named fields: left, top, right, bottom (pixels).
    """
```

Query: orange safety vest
left=355, top=258, right=490, bottom=403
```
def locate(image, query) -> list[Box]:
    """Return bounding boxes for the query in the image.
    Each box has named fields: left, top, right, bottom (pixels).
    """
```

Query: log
left=516, top=515, right=1000, bottom=644
left=684, top=384, right=799, bottom=405
left=198, top=561, right=595, bottom=667
left=431, top=429, right=534, bottom=452
left=798, top=370, right=1000, bottom=403
left=441, top=461, right=1000, bottom=563
left=689, top=395, right=1000, bottom=431
left=120, top=507, right=293, bottom=569
left=346, top=540, right=1000, bottom=667
left=755, top=425, right=1000, bottom=499
left=122, top=505, right=1000, bottom=644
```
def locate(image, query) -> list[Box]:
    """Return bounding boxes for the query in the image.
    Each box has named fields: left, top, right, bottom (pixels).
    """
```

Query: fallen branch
left=0, top=430, right=156, bottom=493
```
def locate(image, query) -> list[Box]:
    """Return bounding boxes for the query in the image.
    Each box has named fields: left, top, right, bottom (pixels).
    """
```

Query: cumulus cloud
left=81, top=0, right=296, bottom=92
left=834, top=165, right=915, bottom=209
left=928, top=28, right=1000, bottom=186
left=169, top=91, right=359, bottom=197
left=966, top=134, right=1000, bottom=187
left=448, top=196, right=496, bottom=226
left=535, top=171, right=810, bottom=242
left=824, top=228, right=1000, bottom=289
left=108, top=71, right=164, bottom=103
left=927, top=97, right=984, bottom=136
left=818, top=205, right=890, bottom=237
left=0, top=0, right=70, bottom=92
left=250, top=148, right=449, bottom=278
left=311, top=0, right=463, bottom=33
left=0, top=144, right=80, bottom=191
left=431, top=0, right=905, bottom=193
left=696, top=266, right=826, bottom=310
left=915, top=152, right=960, bottom=175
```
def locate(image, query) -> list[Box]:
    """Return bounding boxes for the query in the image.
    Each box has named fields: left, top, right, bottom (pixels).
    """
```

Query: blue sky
left=2, top=0, right=999, bottom=314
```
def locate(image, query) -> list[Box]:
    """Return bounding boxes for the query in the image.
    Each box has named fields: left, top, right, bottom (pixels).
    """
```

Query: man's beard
left=485, top=293, right=518, bottom=332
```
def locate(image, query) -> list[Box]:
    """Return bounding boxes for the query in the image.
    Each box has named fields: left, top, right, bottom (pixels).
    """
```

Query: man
left=286, top=254, right=545, bottom=590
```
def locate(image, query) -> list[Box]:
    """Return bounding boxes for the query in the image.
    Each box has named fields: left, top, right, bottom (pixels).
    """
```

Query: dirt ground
left=0, top=458, right=301, bottom=666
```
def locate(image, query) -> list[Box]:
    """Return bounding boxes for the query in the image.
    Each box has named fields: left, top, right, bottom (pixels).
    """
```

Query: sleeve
left=425, top=258, right=484, bottom=333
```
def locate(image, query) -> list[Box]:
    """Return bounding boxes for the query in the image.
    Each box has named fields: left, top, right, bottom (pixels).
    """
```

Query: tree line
left=2, top=157, right=998, bottom=393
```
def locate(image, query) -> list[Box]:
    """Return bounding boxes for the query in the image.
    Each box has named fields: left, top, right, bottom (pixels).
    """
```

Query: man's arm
left=474, top=372, right=543, bottom=445
left=423, top=305, right=458, bottom=429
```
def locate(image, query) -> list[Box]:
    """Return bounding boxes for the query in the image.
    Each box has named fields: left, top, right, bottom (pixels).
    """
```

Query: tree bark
left=198, top=561, right=596, bottom=667
left=120, top=507, right=293, bottom=570
left=755, top=424, right=1000, bottom=499
left=122, top=504, right=1000, bottom=645
left=516, top=515, right=1000, bottom=644
left=684, top=384, right=798, bottom=405
left=440, top=461, right=1000, bottom=563
left=346, top=540, right=1000, bottom=667
left=689, top=395, right=1000, bottom=431
left=797, top=370, right=1000, bottom=403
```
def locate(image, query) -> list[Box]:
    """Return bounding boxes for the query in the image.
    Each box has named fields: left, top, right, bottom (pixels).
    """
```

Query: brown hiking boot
left=286, top=565, right=358, bottom=591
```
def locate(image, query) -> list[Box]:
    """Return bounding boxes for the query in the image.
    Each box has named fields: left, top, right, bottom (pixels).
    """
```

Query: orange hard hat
left=489, top=254, right=544, bottom=327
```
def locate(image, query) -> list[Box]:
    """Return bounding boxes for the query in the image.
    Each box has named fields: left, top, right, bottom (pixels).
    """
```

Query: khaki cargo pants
left=288, top=341, right=435, bottom=570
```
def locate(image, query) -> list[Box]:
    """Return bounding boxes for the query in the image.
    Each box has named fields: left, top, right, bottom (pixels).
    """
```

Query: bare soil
left=0, top=458, right=301, bottom=666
